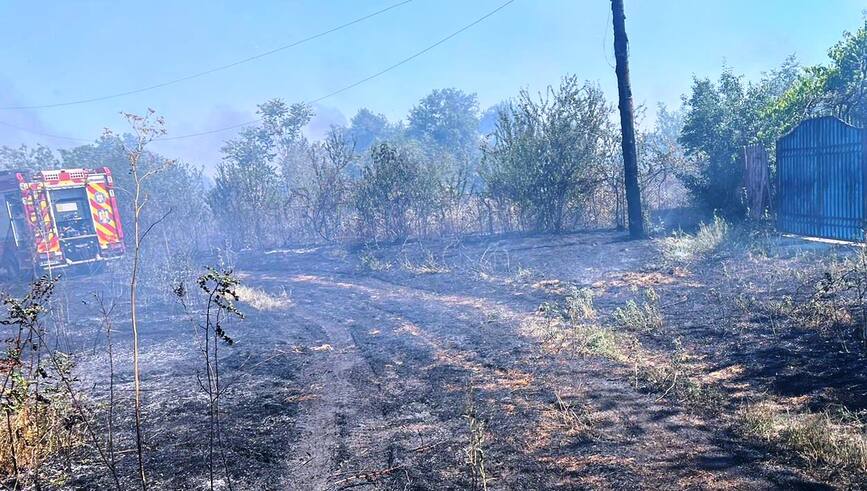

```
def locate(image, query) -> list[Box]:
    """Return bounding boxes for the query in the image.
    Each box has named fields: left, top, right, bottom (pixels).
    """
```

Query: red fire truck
left=0, top=168, right=125, bottom=277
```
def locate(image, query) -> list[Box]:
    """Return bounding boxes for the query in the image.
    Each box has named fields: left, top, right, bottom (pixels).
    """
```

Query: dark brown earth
left=39, top=231, right=867, bottom=490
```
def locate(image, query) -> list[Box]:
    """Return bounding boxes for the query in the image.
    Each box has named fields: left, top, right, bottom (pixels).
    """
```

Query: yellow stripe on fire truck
left=87, top=182, right=119, bottom=247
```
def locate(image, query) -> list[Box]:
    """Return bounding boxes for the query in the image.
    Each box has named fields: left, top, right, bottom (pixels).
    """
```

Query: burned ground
left=32, top=231, right=867, bottom=490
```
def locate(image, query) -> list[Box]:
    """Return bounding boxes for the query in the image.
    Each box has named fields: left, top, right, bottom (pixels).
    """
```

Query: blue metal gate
left=777, top=117, right=867, bottom=241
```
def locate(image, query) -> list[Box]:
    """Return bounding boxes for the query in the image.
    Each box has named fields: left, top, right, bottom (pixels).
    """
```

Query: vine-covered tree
left=209, top=100, right=312, bottom=247
left=210, top=128, right=280, bottom=247
left=345, top=108, right=397, bottom=153
left=0, top=144, right=60, bottom=171
left=766, top=21, right=867, bottom=134
left=292, top=128, right=356, bottom=241
left=824, top=21, right=867, bottom=124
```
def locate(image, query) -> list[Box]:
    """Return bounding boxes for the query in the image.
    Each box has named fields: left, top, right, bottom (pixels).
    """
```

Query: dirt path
left=235, top=234, right=826, bottom=490
left=49, top=231, right=860, bottom=489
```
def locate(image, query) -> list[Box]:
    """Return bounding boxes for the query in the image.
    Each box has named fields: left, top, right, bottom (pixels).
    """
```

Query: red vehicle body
left=0, top=167, right=125, bottom=276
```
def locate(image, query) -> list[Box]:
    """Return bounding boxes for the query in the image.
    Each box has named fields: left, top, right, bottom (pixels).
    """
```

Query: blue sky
left=0, top=0, right=863, bottom=171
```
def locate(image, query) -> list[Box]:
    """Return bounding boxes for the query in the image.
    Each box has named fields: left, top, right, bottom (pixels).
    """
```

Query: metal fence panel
left=776, top=116, right=866, bottom=241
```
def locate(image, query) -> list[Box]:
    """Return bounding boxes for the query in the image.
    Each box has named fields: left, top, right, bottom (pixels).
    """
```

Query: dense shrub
left=291, top=129, right=355, bottom=242
left=354, top=142, right=439, bottom=241
left=481, top=76, right=612, bottom=232
left=678, top=61, right=800, bottom=216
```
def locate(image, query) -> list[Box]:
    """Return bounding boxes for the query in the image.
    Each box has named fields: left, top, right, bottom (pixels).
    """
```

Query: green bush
left=613, top=288, right=663, bottom=332
left=354, top=142, right=439, bottom=241
left=481, top=76, right=612, bottom=232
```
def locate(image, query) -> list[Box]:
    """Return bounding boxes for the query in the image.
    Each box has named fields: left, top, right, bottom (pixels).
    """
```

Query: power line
left=0, top=0, right=515, bottom=144
left=0, top=120, right=91, bottom=143
left=0, top=0, right=414, bottom=111
left=155, top=0, right=516, bottom=141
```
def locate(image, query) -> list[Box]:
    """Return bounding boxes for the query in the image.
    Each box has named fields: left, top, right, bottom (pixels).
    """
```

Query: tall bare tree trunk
left=114, top=109, right=174, bottom=490
left=611, top=0, right=645, bottom=239
left=131, top=164, right=147, bottom=490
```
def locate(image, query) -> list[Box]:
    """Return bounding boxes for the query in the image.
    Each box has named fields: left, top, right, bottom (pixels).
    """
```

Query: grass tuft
left=659, top=215, right=730, bottom=264
left=738, top=403, right=867, bottom=472
left=235, top=285, right=292, bottom=311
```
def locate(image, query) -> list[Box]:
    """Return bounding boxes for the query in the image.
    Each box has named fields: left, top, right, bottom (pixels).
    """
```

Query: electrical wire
left=0, top=120, right=92, bottom=142
left=1, top=0, right=515, bottom=143
left=158, top=0, right=515, bottom=141
left=0, top=0, right=413, bottom=111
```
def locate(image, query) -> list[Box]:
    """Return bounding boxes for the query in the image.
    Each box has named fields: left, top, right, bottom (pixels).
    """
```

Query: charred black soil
left=33, top=231, right=867, bottom=489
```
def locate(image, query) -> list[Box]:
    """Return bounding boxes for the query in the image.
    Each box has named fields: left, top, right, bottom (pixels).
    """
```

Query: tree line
left=0, top=20, right=864, bottom=252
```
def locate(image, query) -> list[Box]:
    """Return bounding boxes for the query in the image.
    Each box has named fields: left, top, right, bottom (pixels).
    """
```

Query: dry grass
left=553, top=390, right=596, bottom=439
left=512, top=266, right=535, bottom=284
left=631, top=351, right=722, bottom=408
left=527, top=287, right=633, bottom=362
left=738, top=403, right=867, bottom=472
left=359, top=250, right=392, bottom=272
left=401, top=251, right=450, bottom=275
left=532, top=287, right=633, bottom=362
left=659, top=215, right=730, bottom=264
left=464, top=389, right=489, bottom=491
left=529, top=287, right=721, bottom=408
left=235, top=285, right=292, bottom=311
left=0, top=396, right=84, bottom=486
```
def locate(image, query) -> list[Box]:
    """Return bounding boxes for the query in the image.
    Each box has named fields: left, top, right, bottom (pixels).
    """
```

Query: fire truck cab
left=0, top=167, right=125, bottom=277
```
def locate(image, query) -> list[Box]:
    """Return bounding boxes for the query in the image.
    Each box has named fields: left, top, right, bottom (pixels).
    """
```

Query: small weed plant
left=359, top=248, right=392, bottom=272
left=613, top=288, right=663, bottom=332
left=176, top=267, right=245, bottom=491
left=464, top=388, right=489, bottom=491
left=631, top=339, right=722, bottom=408
left=531, top=287, right=631, bottom=361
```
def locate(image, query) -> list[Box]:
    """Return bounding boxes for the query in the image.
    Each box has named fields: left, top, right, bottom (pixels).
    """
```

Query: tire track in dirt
left=245, top=249, right=823, bottom=489
left=258, top=272, right=469, bottom=489
left=341, top=274, right=773, bottom=489
left=249, top=271, right=476, bottom=488
left=270, top=303, right=389, bottom=490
